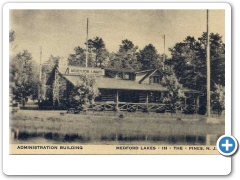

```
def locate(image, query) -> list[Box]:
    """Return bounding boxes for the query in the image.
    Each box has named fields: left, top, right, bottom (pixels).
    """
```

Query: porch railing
left=66, top=101, right=224, bottom=116
left=82, top=102, right=168, bottom=112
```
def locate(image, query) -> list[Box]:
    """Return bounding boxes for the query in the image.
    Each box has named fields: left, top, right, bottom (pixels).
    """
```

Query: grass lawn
left=10, top=110, right=225, bottom=144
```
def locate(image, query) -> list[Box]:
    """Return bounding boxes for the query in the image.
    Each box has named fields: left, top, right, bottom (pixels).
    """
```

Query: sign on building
left=66, top=67, right=105, bottom=76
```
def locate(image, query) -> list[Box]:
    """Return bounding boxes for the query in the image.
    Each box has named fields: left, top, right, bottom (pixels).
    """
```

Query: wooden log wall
left=52, top=70, right=69, bottom=106
left=52, top=69, right=60, bottom=105
left=139, top=92, right=147, bottom=103
left=100, top=90, right=115, bottom=102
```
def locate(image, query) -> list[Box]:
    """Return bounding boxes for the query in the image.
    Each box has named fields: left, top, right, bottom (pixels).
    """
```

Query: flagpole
left=164, top=34, right=165, bottom=55
left=38, top=46, right=42, bottom=101
left=39, top=46, right=42, bottom=81
left=206, top=10, right=211, bottom=117
left=163, top=34, right=165, bottom=70
left=86, top=18, right=89, bottom=68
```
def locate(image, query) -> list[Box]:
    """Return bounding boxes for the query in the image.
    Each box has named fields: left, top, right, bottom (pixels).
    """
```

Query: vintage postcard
left=7, top=6, right=228, bottom=156
left=3, top=2, right=232, bottom=176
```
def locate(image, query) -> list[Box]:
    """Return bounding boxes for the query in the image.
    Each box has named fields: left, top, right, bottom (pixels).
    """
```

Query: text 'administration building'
left=45, top=66, right=200, bottom=111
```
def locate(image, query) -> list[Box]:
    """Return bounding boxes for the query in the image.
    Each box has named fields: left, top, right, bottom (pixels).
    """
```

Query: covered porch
left=63, top=75, right=201, bottom=113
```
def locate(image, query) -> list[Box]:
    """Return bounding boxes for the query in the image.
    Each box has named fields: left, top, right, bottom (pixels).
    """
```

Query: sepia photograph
left=8, top=8, right=226, bottom=154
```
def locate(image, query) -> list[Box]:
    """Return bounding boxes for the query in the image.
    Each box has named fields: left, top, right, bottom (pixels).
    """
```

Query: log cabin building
left=44, top=66, right=201, bottom=112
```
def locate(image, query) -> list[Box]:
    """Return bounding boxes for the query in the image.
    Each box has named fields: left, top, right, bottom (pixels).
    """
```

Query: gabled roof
left=46, top=67, right=71, bottom=85
left=63, top=75, right=168, bottom=92
left=97, top=77, right=168, bottom=91
left=138, top=69, right=164, bottom=84
left=46, top=66, right=57, bottom=85
left=46, top=67, right=201, bottom=94
left=182, top=88, right=202, bottom=94
left=104, top=68, right=154, bottom=74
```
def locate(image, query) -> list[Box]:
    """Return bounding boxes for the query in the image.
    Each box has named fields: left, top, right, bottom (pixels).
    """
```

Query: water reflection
left=10, top=128, right=220, bottom=145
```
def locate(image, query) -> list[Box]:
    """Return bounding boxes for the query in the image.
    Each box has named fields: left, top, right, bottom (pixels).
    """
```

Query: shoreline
left=10, top=110, right=225, bottom=145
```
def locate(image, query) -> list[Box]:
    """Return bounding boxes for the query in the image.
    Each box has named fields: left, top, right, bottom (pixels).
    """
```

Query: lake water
left=10, top=128, right=220, bottom=145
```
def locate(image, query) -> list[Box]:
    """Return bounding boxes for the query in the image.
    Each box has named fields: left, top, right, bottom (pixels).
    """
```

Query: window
left=129, top=73, right=136, bottom=80
left=124, top=74, right=129, bottom=80
left=154, top=77, right=159, bottom=83
left=151, top=76, right=160, bottom=83
left=117, top=73, right=122, bottom=79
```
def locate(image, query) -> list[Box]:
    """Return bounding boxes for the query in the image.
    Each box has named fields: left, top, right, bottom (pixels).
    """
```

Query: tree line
left=168, top=33, right=225, bottom=112
left=9, top=30, right=225, bottom=111
left=10, top=31, right=39, bottom=105
left=68, top=38, right=165, bottom=70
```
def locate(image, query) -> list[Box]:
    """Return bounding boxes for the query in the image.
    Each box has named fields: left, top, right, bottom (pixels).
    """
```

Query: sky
left=10, top=10, right=225, bottom=64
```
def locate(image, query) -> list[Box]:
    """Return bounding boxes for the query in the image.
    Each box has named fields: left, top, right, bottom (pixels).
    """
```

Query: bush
left=127, top=107, right=137, bottom=112
left=119, top=114, right=125, bottom=118
left=198, top=105, right=206, bottom=115
left=142, top=107, right=149, bottom=113
left=183, top=105, right=195, bottom=114
left=165, top=104, right=176, bottom=113
left=212, top=101, right=224, bottom=115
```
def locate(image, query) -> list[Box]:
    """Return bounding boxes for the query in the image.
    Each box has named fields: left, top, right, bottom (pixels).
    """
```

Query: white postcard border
left=3, top=2, right=231, bottom=175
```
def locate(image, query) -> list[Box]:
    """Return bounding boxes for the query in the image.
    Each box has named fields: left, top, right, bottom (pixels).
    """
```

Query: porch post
left=196, top=96, right=200, bottom=113
left=184, top=96, right=187, bottom=106
left=160, top=91, right=164, bottom=102
left=116, top=90, right=119, bottom=108
left=146, top=92, right=149, bottom=109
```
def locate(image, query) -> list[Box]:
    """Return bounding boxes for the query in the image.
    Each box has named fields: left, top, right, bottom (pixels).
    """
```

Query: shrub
left=119, top=114, right=124, bottom=118
left=183, top=105, right=195, bottom=114
left=198, top=105, right=206, bottom=115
